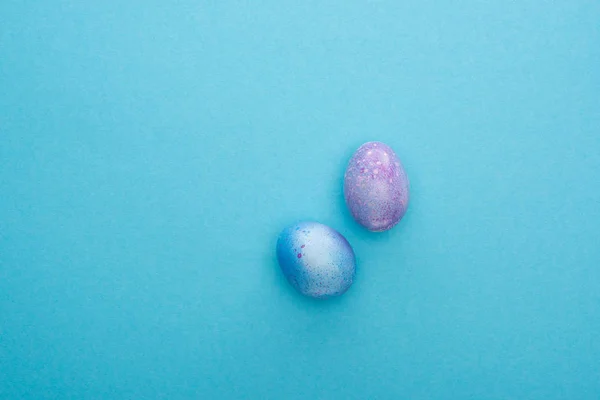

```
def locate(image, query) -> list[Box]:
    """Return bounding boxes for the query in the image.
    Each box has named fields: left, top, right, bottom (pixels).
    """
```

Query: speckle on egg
left=343, top=141, right=410, bottom=232
left=276, top=221, right=356, bottom=298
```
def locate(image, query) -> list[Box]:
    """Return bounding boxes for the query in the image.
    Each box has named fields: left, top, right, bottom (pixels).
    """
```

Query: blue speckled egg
left=344, top=141, right=410, bottom=232
left=276, top=221, right=356, bottom=299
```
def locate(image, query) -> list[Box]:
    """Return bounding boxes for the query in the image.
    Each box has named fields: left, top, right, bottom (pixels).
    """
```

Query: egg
left=344, top=141, right=410, bottom=232
left=276, top=221, right=356, bottom=298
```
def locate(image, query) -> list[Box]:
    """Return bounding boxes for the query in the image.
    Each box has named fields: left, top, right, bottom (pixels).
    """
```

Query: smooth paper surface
left=2, top=1, right=599, bottom=399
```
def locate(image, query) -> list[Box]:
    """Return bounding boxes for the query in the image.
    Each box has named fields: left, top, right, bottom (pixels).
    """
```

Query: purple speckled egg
left=343, top=141, right=410, bottom=232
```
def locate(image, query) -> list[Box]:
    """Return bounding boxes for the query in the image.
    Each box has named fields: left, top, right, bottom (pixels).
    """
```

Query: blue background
left=2, top=1, right=599, bottom=399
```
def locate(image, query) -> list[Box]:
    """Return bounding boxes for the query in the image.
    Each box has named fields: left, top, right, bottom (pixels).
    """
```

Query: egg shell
left=276, top=221, right=356, bottom=299
left=343, top=141, right=410, bottom=232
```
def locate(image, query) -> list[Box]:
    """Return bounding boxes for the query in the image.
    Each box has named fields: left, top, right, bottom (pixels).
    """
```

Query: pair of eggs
left=276, top=141, right=410, bottom=299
